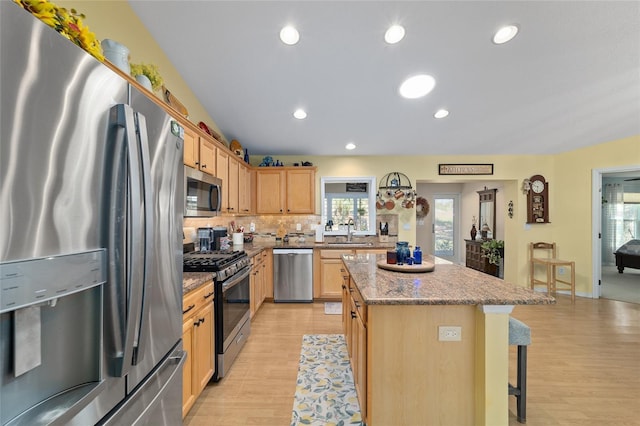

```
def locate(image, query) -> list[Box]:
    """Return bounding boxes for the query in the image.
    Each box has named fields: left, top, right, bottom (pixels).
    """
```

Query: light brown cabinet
left=216, top=149, right=229, bottom=211
left=182, top=282, right=215, bottom=418
left=255, top=167, right=316, bottom=214
left=263, top=249, right=273, bottom=299
left=183, top=128, right=199, bottom=169
left=250, top=249, right=273, bottom=316
left=315, top=249, right=353, bottom=300
left=343, top=274, right=367, bottom=419
left=315, top=249, right=386, bottom=300
left=199, top=139, right=215, bottom=176
left=250, top=251, right=266, bottom=318
left=238, top=164, right=252, bottom=214
left=183, top=127, right=215, bottom=176
left=227, top=156, right=239, bottom=214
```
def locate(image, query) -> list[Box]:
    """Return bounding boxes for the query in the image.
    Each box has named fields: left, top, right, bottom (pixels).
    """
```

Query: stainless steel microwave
left=184, top=166, right=222, bottom=217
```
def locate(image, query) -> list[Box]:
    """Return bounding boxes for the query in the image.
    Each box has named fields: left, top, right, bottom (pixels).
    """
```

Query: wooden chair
left=529, top=242, right=575, bottom=302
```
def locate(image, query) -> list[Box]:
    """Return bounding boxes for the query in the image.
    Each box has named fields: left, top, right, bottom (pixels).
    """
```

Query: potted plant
left=130, top=62, right=164, bottom=92
left=481, top=239, right=504, bottom=266
left=14, top=0, right=104, bottom=61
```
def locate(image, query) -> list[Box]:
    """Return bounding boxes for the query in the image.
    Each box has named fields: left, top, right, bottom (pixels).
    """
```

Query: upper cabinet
left=255, top=167, right=316, bottom=214
left=183, top=126, right=215, bottom=176
left=227, top=156, right=240, bottom=214
left=216, top=149, right=230, bottom=211
left=239, top=164, right=252, bottom=214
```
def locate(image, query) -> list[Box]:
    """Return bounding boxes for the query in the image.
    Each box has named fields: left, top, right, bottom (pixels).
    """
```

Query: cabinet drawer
left=319, top=249, right=354, bottom=259
left=349, top=278, right=367, bottom=324
left=183, top=282, right=214, bottom=317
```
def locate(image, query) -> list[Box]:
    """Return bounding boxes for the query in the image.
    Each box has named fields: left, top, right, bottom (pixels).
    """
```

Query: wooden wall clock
left=526, top=174, right=549, bottom=223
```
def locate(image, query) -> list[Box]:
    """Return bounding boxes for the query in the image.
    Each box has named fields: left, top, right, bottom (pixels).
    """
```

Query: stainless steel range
left=183, top=250, right=251, bottom=380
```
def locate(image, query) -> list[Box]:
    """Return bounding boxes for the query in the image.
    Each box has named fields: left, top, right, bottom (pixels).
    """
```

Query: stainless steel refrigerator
left=0, top=3, right=185, bottom=425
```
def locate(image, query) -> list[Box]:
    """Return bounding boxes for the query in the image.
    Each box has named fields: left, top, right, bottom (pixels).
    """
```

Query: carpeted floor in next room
left=290, top=334, right=363, bottom=426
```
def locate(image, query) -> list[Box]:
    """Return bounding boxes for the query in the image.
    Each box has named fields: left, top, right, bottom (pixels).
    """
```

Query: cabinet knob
left=351, top=311, right=357, bottom=319
left=201, top=164, right=207, bottom=169
left=183, top=304, right=196, bottom=315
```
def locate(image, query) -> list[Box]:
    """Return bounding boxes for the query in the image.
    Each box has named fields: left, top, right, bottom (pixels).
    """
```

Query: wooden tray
left=376, top=260, right=435, bottom=273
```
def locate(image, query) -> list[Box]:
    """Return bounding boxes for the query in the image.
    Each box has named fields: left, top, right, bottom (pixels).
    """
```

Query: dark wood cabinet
left=465, top=240, right=498, bottom=277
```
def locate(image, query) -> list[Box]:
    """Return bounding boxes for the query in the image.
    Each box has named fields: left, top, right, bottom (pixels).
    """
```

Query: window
left=320, top=177, right=377, bottom=236
left=324, top=193, right=370, bottom=231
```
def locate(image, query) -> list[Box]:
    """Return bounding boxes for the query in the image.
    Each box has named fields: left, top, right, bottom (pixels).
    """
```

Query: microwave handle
left=210, top=185, right=221, bottom=212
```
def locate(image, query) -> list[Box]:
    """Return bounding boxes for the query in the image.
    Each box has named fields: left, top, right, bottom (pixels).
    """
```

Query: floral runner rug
left=290, top=334, right=363, bottom=425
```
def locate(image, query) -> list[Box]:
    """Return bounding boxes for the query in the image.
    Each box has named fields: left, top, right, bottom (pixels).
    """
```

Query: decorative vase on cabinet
left=135, top=74, right=153, bottom=91
left=101, top=39, right=130, bottom=73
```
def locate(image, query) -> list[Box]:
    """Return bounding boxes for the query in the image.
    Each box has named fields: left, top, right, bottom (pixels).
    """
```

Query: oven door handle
left=222, top=266, right=251, bottom=292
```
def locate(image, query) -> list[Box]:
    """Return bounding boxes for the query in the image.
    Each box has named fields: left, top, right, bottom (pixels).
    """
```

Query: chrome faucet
left=347, top=218, right=355, bottom=242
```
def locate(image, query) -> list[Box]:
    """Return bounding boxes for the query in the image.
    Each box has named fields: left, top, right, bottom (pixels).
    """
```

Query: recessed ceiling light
left=434, top=109, right=449, bottom=119
left=493, top=25, right=519, bottom=44
left=399, top=74, right=436, bottom=99
left=280, top=26, right=300, bottom=45
left=384, top=25, right=405, bottom=44
left=345, top=142, right=356, bottom=150
left=293, top=108, right=307, bottom=119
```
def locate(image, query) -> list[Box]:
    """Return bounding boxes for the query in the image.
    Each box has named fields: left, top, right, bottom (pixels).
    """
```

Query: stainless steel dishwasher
left=273, top=248, right=313, bottom=302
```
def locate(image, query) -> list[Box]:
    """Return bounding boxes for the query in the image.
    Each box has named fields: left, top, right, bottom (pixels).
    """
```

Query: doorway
left=433, top=194, right=460, bottom=262
left=592, top=165, right=640, bottom=304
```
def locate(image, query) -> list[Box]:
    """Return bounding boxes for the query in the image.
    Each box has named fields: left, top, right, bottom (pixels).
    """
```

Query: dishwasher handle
left=273, top=248, right=313, bottom=255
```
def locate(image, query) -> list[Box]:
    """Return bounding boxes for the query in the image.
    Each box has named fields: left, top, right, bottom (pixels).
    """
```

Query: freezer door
left=125, top=87, right=184, bottom=392
left=97, top=344, right=186, bottom=426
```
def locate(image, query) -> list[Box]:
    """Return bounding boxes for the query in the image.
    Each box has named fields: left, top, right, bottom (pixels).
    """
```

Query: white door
left=433, top=194, right=460, bottom=263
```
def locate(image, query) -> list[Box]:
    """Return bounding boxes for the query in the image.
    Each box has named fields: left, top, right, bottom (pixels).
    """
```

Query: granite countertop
left=343, top=254, right=555, bottom=306
left=183, top=272, right=214, bottom=294
left=182, top=243, right=396, bottom=295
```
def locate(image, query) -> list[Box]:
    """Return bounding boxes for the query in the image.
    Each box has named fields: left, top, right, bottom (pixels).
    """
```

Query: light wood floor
left=184, top=297, right=640, bottom=426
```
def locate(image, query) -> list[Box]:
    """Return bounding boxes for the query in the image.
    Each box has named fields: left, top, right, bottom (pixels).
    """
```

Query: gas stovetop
left=183, top=250, right=250, bottom=280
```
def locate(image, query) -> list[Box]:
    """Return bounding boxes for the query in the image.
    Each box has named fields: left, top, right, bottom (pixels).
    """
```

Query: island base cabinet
left=366, top=305, right=476, bottom=426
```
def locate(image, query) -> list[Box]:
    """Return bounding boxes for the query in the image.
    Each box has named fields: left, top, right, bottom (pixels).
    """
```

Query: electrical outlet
left=296, top=223, right=302, bottom=231
left=558, top=266, right=565, bottom=275
left=438, top=326, right=462, bottom=341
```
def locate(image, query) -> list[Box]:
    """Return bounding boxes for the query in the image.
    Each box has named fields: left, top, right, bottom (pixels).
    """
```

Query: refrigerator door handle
left=108, top=104, right=146, bottom=377
left=130, top=112, right=154, bottom=366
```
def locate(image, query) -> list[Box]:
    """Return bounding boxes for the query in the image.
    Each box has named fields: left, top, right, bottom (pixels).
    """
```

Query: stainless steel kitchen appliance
left=273, top=249, right=314, bottom=302
left=185, top=166, right=222, bottom=217
left=183, top=250, right=251, bottom=380
left=1, top=3, right=185, bottom=424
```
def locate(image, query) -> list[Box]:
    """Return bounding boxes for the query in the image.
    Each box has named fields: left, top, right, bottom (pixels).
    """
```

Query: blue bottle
left=413, top=246, right=422, bottom=264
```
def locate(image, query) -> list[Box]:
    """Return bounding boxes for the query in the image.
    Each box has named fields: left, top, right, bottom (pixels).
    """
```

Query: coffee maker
left=197, top=227, right=228, bottom=251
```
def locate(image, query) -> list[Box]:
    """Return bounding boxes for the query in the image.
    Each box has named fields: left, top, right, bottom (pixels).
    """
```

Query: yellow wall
left=56, top=0, right=223, bottom=139
left=272, top=135, right=639, bottom=294
left=54, top=1, right=639, bottom=297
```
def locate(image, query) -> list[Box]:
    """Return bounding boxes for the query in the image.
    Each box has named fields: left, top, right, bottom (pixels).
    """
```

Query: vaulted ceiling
left=130, top=1, right=640, bottom=156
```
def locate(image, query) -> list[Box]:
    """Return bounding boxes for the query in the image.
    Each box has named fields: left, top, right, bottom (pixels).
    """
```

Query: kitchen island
left=341, top=254, right=554, bottom=426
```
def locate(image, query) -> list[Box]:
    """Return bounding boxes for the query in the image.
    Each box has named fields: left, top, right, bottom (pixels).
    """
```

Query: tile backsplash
left=184, top=214, right=398, bottom=242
